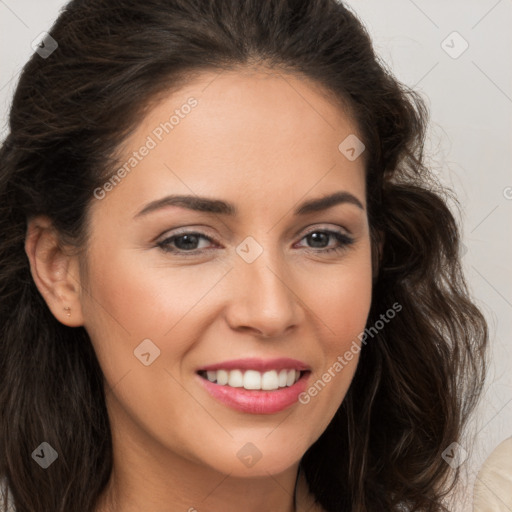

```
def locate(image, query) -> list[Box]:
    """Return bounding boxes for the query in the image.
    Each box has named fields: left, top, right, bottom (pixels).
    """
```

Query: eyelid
left=156, top=223, right=351, bottom=244
left=155, top=226, right=218, bottom=243
left=298, top=223, right=352, bottom=237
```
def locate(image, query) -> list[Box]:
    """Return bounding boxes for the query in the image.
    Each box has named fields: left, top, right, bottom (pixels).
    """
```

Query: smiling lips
left=196, top=358, right=311, bottom=414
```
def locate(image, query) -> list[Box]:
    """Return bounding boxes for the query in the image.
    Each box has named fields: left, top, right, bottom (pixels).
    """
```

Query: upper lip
left=197, top=357, right=310, bottom=373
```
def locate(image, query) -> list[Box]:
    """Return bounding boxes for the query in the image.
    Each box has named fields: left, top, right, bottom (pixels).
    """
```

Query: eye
left=155, top=227, right=354, bottom=256
left=156, top=231, right=216, bottom=254
left=295, top=229, right=354, bottom=254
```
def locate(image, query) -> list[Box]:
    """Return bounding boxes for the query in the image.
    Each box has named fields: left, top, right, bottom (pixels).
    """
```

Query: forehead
left=92, top=68, right=366, bottom=219
left=134, top=66, right=360, bottom=152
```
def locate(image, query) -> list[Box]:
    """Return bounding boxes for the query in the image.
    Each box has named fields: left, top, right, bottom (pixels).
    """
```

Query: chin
left=195, top=437, right=308, bottom=478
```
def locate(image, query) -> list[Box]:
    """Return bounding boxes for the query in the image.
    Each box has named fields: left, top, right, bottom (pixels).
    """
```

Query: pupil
left=308, top=232, right=328, bottom=248
left=176, top=234, right=198, bottom=250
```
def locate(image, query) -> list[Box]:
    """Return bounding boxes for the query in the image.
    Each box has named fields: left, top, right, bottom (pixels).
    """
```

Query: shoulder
left=473, top=436, right=512, bottom=511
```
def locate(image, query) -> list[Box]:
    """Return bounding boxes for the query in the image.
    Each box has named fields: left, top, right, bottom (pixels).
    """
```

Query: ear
left=24, top=215, right=84, bottom=327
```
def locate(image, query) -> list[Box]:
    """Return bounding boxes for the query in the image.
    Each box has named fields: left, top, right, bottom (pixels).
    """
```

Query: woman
left=0, top=0, right=488, bottom=510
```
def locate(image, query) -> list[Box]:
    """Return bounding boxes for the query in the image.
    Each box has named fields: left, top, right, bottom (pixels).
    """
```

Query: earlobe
left=24, top=215, right=84, bottom=327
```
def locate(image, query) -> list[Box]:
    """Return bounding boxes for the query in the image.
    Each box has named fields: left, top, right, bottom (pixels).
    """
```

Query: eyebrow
left=134, top=190, right=364, bottom=219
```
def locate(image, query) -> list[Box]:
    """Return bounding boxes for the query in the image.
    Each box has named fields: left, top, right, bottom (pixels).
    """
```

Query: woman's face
left=80, top=68, right=372, bottom=478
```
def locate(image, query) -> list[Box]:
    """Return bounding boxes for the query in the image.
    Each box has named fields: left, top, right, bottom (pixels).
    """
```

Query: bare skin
left=25, top=67, right=372, bottom=512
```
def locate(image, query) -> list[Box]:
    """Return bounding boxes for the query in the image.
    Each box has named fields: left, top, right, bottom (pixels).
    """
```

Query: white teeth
left=228, top=369, right=243, bottom=387
left=278, top=369, right=288, bottom=387
left=216, top=369, right=229, bottom=385
left=261, top=370, right=279, bottom=391
left=202, top=369, right=302, bottom=390
left=243, top=370, right=261, bottom=390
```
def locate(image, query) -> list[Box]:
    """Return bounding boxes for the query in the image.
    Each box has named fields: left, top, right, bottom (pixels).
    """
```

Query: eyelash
left=155, top=228, right=354, bottom=256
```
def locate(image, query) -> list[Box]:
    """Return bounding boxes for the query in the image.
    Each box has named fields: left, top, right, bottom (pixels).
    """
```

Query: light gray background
left=1, top=1, right=511, bottom=510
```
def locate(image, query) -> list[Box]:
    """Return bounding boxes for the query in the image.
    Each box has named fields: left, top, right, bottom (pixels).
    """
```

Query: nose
left=225, top=246, right=302, bottom=339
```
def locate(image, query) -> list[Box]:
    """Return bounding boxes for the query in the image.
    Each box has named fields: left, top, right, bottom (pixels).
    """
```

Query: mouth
left=197, top=368, right=307, bottom=391
left=195, top=358, right=311, bottom=414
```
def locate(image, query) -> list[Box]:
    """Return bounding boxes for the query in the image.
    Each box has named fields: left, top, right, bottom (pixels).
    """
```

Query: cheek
left=82, top=245, right=229, bottom=341
left=80, top=246, right=238, bottom=408
left=319, top=270, right=372, bottom=339
left=305, top=248, right=373, bottom=351
left=295, top=247, right=372, bottom=424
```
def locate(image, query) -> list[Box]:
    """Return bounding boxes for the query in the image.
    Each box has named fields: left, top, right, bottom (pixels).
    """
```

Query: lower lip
left=197, top=372, right=310, bottom=414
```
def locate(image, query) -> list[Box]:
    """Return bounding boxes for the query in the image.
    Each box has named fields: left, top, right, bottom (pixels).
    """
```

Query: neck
left=94, top=461, right=300, bottom=512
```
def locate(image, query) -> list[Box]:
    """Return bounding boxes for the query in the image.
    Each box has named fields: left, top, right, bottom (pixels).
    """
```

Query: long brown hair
left=0, top=1, right=488, bottom=510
